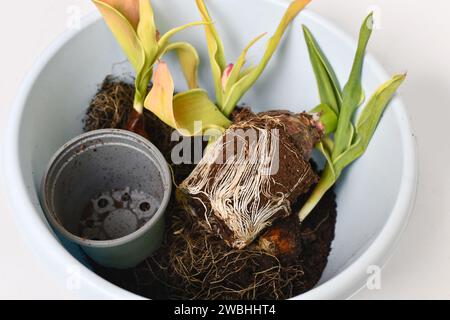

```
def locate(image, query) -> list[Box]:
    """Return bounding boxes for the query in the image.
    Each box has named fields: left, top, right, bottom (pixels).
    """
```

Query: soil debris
left=86, top=79, right=337, bottom=300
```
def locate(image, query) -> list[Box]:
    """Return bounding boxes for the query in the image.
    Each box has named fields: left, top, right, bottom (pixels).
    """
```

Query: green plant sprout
left=143, top=0, right=311, bottom=136
left=93, top=0, right=205, bottom=136
left=195, top=0, right=312, bottom=117
left=299, top=13, right=406, bottom=220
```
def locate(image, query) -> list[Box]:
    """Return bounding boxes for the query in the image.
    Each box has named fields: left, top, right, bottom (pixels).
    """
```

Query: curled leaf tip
left=287, top=0, right=312, bottom=20
left=364, top=12, right=375, bottom=31
left=144, top=61, right=175, bottom=126
left=94, top=0, right=140, bottom=30
left=160, top=42, right=201, bottom=89
left=92, top=0, right=144, bottom=73
left=292, top=0, right=312, bottom=9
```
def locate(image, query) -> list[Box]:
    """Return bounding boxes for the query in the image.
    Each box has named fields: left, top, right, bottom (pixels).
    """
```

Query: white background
left=1, top=0, right=449, bottom=299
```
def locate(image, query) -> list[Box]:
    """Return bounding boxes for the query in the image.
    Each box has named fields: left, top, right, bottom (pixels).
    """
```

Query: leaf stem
left=133, top=96, right=144, bottom=114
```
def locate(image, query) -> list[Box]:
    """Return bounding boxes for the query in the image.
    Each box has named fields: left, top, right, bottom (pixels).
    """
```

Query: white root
left=179, top=117, right=308, bottom=249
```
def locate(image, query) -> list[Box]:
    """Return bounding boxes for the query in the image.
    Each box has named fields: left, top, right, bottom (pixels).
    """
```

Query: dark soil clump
left=86, top=78, right=337, bottom=300
left=93, top=187, right=336, bottom=300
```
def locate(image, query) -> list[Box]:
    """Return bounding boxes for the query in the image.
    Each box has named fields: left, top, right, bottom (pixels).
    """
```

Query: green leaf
left=355, top=74, right=406, bottom=150
left=333, top=74, right=406, bottom=172
left=299, top=164, right=336, bottom=221
left=195, top=0, right=228, bottom=108
left=317, top=141, right=334, bottom=174
left=299, top=14, right=406, bottom=220
left=321, top=136, right=334, bottom=155
left=299, top=134, right=336, bottom=221
left=332, top=13, right=373, bottom=159
left=161, top=42, right=200, bottom=89
left=303, top=25, right=342, bottom=113
left=311, top=103, right=338, bottom=134
left=222, top=0, right=311, bottom=117
left=134, top=62, right=153, bottom=113
left=93, top=0, right=144, bottom=72
left=300, top=74, right=406, bottom=220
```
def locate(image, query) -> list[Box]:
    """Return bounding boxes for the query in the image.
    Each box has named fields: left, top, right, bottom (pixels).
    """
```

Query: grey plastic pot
left=40, top=129, right=172, bottom=269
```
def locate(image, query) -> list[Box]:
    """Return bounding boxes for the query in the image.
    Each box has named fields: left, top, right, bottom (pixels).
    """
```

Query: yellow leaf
left=137, top=0, right=158, bottom=61
left=144, top=62, right=231, bottom=136
left=144, top=61, right=176, bottom=126
left=161, top=42, right=200, bottom=89
left=222, top=0, right=311, bottom=116
left=225, top=33, right=267, bottom=93
left=157, top=21, right=208, bottom=53
left=173, top=89, right=232, bottom=136
left=99, top=0, right=140, bottom=30
left=195, top=0, right=227, bottom=107
left=93, top=0, right=144, bottom=71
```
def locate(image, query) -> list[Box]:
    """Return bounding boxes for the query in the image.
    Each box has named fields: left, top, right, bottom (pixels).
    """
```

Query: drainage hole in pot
left=140, top=202, right=151, bottom=212
left=79, top=187, right=160, bottom=241
left=97, top=198, right=109, bottom=209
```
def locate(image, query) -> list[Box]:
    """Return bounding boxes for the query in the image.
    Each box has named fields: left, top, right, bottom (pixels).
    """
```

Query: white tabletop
left=1, top=0, right=449, bottom=300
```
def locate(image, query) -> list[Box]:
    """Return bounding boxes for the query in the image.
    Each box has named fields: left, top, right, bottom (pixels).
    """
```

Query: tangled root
left=83, top=76, right=134, bottom=131
left=94, top=186, right=337, bottom=300
left=144, top=206, right=309, bottom=300
left=86, top=79, right=337, bottom=300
